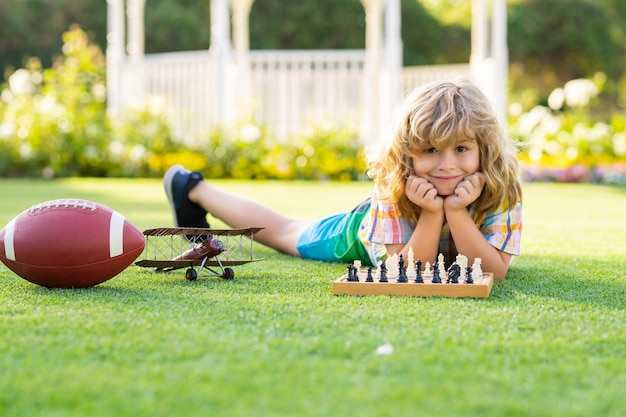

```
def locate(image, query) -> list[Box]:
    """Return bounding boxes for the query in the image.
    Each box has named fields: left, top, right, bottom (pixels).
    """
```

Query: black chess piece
left=366, top=266, right=374, bottom=282
left=464, top=266, right=474, bottom=284
left=447, top=263, right=461, bottom=284
left=397, top=265, right=408, bottom=283
left=414, top=260, right=424, bottom=283
left=379, top=261, right=388, bottom=283
left=431, top=263, right=441, bottom=284
left=347, top=263, right=359, bottom=282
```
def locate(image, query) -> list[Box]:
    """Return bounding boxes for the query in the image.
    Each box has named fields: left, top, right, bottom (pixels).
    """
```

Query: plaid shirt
left=358, top=192, right=523, bottom=265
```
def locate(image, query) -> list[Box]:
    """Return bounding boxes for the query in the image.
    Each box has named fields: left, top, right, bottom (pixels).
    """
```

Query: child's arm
left=444, top=173, right=512, bottom=279
left=386, top=209, right=443, bottom=264
left=386, top=176, right=444, bottom=263
left=445, top=208, right=512, bottom=279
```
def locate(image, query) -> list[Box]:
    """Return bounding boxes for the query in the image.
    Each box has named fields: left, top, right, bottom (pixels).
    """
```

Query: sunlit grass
left=0, top=179, right=625, bottom=417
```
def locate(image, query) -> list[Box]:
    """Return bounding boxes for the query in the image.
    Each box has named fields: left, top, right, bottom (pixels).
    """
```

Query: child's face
left=411, top=139, right=480, bottom=196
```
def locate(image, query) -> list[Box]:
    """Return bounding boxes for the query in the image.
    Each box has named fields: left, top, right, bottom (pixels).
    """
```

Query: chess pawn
left=366, top=266, right=374, bottom=282
left=424, top=262, right=432, bottom=277
left=464, top=266, right=474, bottom=284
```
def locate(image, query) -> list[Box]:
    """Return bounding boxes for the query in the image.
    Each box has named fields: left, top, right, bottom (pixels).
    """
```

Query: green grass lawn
left=1, top=178, right=625, bottom=417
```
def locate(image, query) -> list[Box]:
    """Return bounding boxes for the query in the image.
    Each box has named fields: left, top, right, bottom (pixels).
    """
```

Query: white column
left=470, top=0, right=487, bottom=66
left=126, top=0, right=146, bottom=104
left=106, top=0, right=126, bottom=114
left=360, top=0, right=385, bottom=145
left=470, top=0, right=508, bottom=126
left=230, top=0, right=254, bottom=118
left=492, top=0, right=508, bottom=125
left=210, top=0, right=233, bottom=126
left=127, top=0, right=145, bottom=57
left=380, top=0, right=402, bottom=144
left=231, top=0, right=253, bottom=52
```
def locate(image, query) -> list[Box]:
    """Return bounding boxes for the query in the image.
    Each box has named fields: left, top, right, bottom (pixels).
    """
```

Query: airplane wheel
left=186, top=268, right=198, bottom=281
left=222, top=267, right=235, bottom=280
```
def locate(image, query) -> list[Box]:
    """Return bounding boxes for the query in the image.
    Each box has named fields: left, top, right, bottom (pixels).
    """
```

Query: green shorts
left=296, top=198, right=372, bottom=265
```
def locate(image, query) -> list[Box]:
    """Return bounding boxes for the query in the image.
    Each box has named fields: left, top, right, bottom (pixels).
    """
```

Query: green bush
left=0, top=26, right=366, bottom=181
left=3, top=26, right=622, bottom=183
left=509, top=73, right=626, bottom=184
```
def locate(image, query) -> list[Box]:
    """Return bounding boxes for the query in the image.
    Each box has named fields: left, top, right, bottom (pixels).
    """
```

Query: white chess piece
left=407, top=248, right=416, bottom=278
left=456, top=254, right=468, bottom=272
left=472, top=258, right=483, bottom=280
left=424, top=261, right=433, bottom=277
left=387, top=253, right=399, bottom=278
left=437, top=253, right=445, bottom=278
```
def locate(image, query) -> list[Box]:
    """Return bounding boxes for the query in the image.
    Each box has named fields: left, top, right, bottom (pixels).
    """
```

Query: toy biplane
left=135, top=226, right=264, bottom=280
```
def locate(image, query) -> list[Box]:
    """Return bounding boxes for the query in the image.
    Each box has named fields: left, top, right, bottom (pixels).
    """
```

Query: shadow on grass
left=494, top=254, right=626, bottom=309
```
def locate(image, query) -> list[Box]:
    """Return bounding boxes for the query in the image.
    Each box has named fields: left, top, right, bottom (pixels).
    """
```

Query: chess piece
left=347, top=263, right=359, bottom=282
left=424, top=262, right=432, bottom=277
left=387, top=253, right=398, bottom=278
left=456, top=254, right=468, bottom=272
left=437, top=254, right=445, bottom=278
left=407, top=248, right=415, bottom=278
left=414, top=260, right=424, bottom=283
left=379, top=261, right=388, bottom=283
left=446, top=262, right=461, bottom=284
left=432, top=263, right=442, bottom=283
left=397, top=267, right=407, bottom=282
left=464, top=266, right=474, bottom=284
left=366, top=266, right=374, bottom=282
left=471, top=258, right=483, bottom=280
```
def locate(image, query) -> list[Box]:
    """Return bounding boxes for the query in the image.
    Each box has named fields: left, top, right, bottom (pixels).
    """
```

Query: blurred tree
left=508, top=0, right=624, bottom=106
left=144, top=0, right=211, bottom=53
left=249, top=0, right=366, bottom=50
left=249, top=0, right=469, bottom=65
left=0, top=0, right=106, bottom=73
left=1, top=0, right=625, bottom=108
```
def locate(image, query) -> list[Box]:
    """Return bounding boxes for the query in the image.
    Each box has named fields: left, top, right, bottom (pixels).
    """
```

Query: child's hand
left=444, top=172, right=486, bottom=211
left=405, top=175, right=443, bottom=213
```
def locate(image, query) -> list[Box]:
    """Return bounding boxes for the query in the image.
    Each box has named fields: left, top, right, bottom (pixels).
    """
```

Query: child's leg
left=188, top=181, right=309, bottom=256
left=164, top=165, right=308, bottom=256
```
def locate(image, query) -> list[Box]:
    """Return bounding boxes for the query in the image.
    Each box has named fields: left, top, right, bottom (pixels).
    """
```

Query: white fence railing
left=117, top=50, right=470, bottom=143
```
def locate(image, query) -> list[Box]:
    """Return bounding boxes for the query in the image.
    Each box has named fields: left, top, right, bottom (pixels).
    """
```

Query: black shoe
left=163, top=165, right=210, bottom=228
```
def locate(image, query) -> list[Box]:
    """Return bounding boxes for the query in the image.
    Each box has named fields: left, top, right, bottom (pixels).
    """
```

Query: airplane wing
left=135, top=226, right=264, bottom=274
left=142, top=226, right=264, bottom=237
left=135, top=258, right=262, bottom=271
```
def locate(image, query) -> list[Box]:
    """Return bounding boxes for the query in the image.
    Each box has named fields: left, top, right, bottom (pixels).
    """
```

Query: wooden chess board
left=332, top=271, right=495, bottom=298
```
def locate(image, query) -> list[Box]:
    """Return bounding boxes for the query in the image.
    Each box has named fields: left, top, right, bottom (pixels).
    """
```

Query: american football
left=0, top=199, right=145, bottom=288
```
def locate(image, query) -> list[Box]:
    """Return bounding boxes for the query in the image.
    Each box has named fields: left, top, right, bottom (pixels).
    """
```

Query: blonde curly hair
left=367, top=78, right=522, bottom=221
